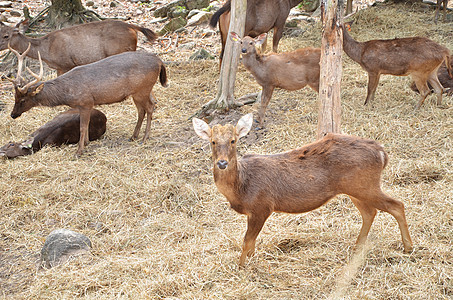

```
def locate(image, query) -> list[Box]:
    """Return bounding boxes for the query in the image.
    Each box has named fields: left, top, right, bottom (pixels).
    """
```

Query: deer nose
left=241, top=48, right=247, bottom=53
left=10, top=112, right=20, bottom=119
left=217, top=160, right=228, bottom=170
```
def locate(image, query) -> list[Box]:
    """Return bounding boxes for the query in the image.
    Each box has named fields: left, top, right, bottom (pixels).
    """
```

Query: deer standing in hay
left=0, top=108, right=106, bottom=159
left=230, top=32, right=320, bottom=127
left=0, top=19, right=157, bottom=75
left=342, top=22, right=452, bottom=109
left=209, top=0, right=302, bottom=66
left=7, top=44, right=167, bottom=156
left=193, top=113, right=413, bottom=266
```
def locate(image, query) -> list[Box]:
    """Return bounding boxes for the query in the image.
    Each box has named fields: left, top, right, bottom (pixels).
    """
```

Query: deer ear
left=31, top=83, right=44, bottom=96
left=236, top=113, right=253, bottom=139
left=255, top=34, right=267, bottom=45
left=230, top=32, right=241, bottom=43
left=193, top=118, right=212, bottom=141
left=17, top=19, right=29, bottom=34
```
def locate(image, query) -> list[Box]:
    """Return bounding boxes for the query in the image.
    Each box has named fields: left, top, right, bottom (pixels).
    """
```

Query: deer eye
left=3, top=34, right=9, bottom=39
left=231, top=140, right=235, bottom=144
left=211, top=141, right=215, bottom=145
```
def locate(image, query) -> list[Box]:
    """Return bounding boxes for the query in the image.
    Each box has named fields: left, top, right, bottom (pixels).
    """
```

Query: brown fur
left=232, top=33, right=320, bottom=126
left=0, top=19, right=157, bottom=75
left=9, top=51, right=167, bottom=156
left=0, top=108, right=106, bottom=159
left=209, top=0, right=302, bottom=66
left=410, top=61, right=453, bottom=96
left=194, top=114, right=413, bottom=266
left=343, top=22, right=452, bottom=108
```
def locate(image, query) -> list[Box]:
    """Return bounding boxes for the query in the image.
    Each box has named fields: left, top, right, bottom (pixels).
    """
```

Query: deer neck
left=342, top=28, right=364, bottom=64
left=242, top=52, right=266, bottom=80
left=213, top=158, right=241, bottom=203
left=11, top=34, right=45, bottom=61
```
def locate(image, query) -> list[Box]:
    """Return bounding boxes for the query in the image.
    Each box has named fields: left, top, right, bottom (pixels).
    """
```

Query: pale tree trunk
left=317, top=0, right=343, bottom=139
left=197, top=0, right=247, bottom=116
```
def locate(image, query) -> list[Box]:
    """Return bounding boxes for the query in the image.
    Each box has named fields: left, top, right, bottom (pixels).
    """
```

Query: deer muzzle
left=216, top=160, right=228, bottom=170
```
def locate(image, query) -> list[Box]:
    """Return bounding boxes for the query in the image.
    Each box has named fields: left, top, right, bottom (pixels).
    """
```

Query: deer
left=193, top=113, right=413, bottom=267
left=342, top=22, right=452, bottom=109
left=7, top=44, right=167, bottom=156
left=410, top=60, right=453, bottom=96
left=209, top=0, right=302, bottom=66
left=0, top=19, right=157, bottom=75
left=0, top=108, right=106, bottom=159
left=434, top=0, right=449, bottom=23
left=230, top=32, right=320, bottom=127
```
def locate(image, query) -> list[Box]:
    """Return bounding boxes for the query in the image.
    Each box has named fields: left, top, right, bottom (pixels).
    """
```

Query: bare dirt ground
left=0, top=0, right=452, bottom=299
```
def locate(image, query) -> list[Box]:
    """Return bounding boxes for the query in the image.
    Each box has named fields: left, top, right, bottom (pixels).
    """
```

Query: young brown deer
left=410, top=60, right=453, bottom=96
left=0, top=108, right=106, bottom=159
left=0, top=19, right=157, bottom=75
left=7, top=45, right=167, bottom=156
left=230, top=32, right=320, bottom=127
left=209, top=0, right=302, bottom=66
left=193, top=113, right=413, bottom=266
left=342, top=22, right=452, bottom=109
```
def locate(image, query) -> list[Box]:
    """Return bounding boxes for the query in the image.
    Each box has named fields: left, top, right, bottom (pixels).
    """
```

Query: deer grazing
left=0, top=19, right=157, bottom=75
left=7, top=44, right=167, bottom=156
left=193, top=113, right=413, bottom=266
left=410, top=60, right=453, bottom=96
left=342, top=22, right=452, bottom=109
left=230, top=32, right=320, bottom=126
left=209, top=0, right=302, bottom=66
left=0, top=108, right=106, bottom=159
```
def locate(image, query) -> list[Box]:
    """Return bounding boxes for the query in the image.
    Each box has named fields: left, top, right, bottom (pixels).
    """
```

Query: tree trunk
left=198, top=0, right=247, bottom=116
left=47, top=0, right=86, bottom=28
left=317, top=0, right=343, bottom=139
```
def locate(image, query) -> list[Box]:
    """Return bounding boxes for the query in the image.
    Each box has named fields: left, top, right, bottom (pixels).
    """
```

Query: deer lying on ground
left=0, top=19, right=157, bottom=75
left=7, top=44, right=167, bottom=156
left=193, top=113, right=413, bottom=266
left=230, top=32, right=320, bottom=127
left=0, top=108, right=106, bottom=159
left=410, top=60, right=453, bottom=96
left=342, top=22, right=452, bottom=109
left=209, top=0, right=302, bottom=66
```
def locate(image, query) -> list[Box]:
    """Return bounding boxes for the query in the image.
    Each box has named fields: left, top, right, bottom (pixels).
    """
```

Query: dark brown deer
left=434, top=0, right=449, bottom=23
left=230, top=32, right=320, bottom=126
left=0, top=19, right=157, bottom=75
left=7, top=45, right=167, bottom=156
left=342, top=22, right=452, bottom=109
left=410, top=60, right=453, bottom=96
left=193, top=113, right=413, bottom=266
left=0, top=108, right=106, bottom=159
left=209, top=0, right=302, bottom=66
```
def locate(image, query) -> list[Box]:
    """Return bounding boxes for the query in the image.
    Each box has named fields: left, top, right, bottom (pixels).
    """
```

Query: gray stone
left=40, top=229, right=92, bottom=268
left=0, top=1, right=12, bottom=8
left=187, top=11, right=212, bottom=26
left=185, top=0, right=209, bottom=10
left=189, top=48, right=214, bottom=60
left=9, top=10, right=21, bottom=17
left=178, top=41, right=196, bottom=50
left=153, top=0, right=185, bottom=18
left=168, top=6, right=189, bottom=19
left=159, top=16, right=187, bottom=35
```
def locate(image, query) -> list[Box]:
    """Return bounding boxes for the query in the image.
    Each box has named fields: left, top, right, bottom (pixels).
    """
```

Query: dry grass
left=1, top=2, right=452, bottom=299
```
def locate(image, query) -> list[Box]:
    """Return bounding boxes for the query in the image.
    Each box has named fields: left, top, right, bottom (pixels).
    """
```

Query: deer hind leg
left=427, top=71, right=444, bottom=106
left=142, top=91, right=156, bottom=142
left=131, top=100, right=146, bottom=141
left=360, top=190, right=413, bottom=253
left=365, top=72, right=381, bottom=105
left=350, top=196, right=377, bottom=250
left=412, top=75, right=431, bottom=109
left=257, top=86, right=275, bottom=127
left=239, top=212, right=271, bottom=267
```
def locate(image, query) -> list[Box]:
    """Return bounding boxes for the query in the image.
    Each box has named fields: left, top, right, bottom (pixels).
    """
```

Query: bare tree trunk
left=197, top=0, right=247, bottom=116
left=317, top=0, right=343, bottom=139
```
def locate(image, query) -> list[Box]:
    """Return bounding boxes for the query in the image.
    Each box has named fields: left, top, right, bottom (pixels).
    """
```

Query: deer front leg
left=257, top=86, right=275, bottom=127
left=77, top=108, right=91, bottom=156
left=239, top=212, right=270, bottom=267
left=364, top=72, right=381, bottom=105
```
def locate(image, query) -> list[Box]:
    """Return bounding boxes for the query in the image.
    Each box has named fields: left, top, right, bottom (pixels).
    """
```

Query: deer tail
left=129, top=24, right=158, bottom=43
left=209, top=0, right=231, bottom=28
left=159, top=64, right=168, bottom=87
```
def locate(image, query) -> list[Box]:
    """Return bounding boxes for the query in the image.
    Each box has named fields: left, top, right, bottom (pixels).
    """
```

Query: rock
left=168, top=6, right=189, bottom=19
left=9, top=10, right=21, bottom=17
left=40, top=229, right=92, bottom=268
left=153, top=0, right=185, bottom=18
left=159, top=16, right=187, bottom=35
left=187, top=10, right=212, bottom=26
left=86, top=1, right=95, bottom=6
left=185, top=0, right=209, bottom=10
left=6, top=16, right=21, bottom=24
left=110, top=1, right=118, bottom=7
left=0, top=1, right=12, bottom=8
left=189, top=48, right=214, bottom=60
left=178, top=41, right=196, bottom=50
left=0, top=14, right=7, bottom=22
